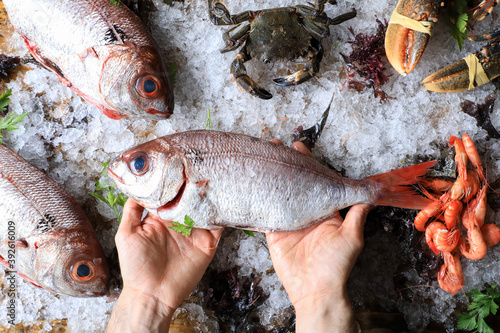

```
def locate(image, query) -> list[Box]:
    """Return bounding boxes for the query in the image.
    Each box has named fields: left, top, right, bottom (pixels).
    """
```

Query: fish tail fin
left=367, top=160, right=437, bottom=210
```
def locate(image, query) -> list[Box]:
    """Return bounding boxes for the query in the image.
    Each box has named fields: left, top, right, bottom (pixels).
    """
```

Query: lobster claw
left=422, top=41, right=500, bottom=92
left=385, top=0, right=441, bottom=75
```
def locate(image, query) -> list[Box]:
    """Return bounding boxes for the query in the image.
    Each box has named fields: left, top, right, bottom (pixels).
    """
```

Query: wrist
left=294, top=289, right=359, bottom=333
left=106, top=287, right=175, bottom=333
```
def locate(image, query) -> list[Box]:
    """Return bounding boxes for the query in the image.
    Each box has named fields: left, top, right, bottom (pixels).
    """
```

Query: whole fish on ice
left=3, top=0, right=174, bottom=120
left=108, top=130, right=436, bottom=231
left=0, top=144, right=109, bottom=297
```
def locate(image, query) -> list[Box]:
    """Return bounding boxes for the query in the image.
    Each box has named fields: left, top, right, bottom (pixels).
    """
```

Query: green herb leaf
left=110, top=0, right=121, bottom=7
left=168, top=216, right=195, bottom=236
left=457, top=313, right=477, bottom=330
left=0, top=89, right=13, bottom=112
left=205, top=109, right=213, bottom=130
left=0, top=90, right=27, bottom=144
left=243, top=230, right=255, bottom=237
left=89, top=161, right=128, bottom=222
left=458, top=285, right=500, bottom=332
left=444, top=0, right=469, bottom=50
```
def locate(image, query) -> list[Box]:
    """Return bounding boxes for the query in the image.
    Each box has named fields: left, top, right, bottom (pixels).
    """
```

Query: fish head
left=33, top=231, right=110, bottom=297
left=107, top=139, right=185, bottom=209
left=100, top=44, right=174, bottom=119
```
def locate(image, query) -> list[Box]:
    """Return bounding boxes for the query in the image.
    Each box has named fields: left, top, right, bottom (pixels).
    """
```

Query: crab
left=384, top=0, right=500, bottom=92
left=208, top=0, right=356, bottom=99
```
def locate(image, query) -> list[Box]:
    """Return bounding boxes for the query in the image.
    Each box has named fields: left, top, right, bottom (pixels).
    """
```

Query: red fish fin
left=15, top=239, right=29, bottom=248
left=367, top=160, right=437, bottom=210
left=20, top=35, right=72, bottom=86
left=17, top=272, right=43, bottom=289
left=0, top=255, right=42, bottom=288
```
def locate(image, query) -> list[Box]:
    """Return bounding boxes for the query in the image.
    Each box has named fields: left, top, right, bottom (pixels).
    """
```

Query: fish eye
left=77, top=264, right=91, bottom=278
left=128, top=152, right=149, bottom=176
left=137, top=75, right=161, bottom=98
left=70, top=261, right=95, bottom=282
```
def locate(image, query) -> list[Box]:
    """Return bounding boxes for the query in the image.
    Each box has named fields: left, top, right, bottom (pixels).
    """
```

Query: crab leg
left=299, top=8, right=357, bottom=39
left=273, top=44, right=324, bottom=86
left=422, top=40, right=500, bottom=92
left=208, top=0, right=254, bottom=26
left=230, top=47, right=273, bottom=100
left=385, top=0, right=441, bottom=75
left=220, top=24, right=250, bottom=53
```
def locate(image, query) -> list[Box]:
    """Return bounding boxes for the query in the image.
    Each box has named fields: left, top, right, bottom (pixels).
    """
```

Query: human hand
left=106, top=198, right=223, bottom=332
left=266, top=141, right=372, bottom=333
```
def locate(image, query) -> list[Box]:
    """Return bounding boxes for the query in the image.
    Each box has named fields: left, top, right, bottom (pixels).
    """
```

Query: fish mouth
left=146, top=108, right=172, bottom=118
left=157, top=180, right=186, bottom=214
left=106, top=166, right=123, bottom=184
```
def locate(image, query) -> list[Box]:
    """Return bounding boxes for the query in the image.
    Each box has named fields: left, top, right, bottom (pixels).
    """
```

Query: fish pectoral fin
left=15, top=239, right=29, bottom=248
left=17, top=271, right=43, bottom=289
left=196, top=180, right=209, bottom=198
left=20, top=35, right=71, bottom=87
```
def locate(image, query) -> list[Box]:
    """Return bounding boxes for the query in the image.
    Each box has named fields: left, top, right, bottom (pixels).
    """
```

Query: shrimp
left=459, top=201, right=487, bottom=260
left=462, top=134, right=485, bottom=182
left=419, top=178, right=453, bottom=196
left=450, top=136, right=468, bottom=182
left=473, top=186, right=487, bottom=228
left=414, top=200, right=443, bottom=232
left=425, top=221, right=460, bottom=254
left=444, top=200, right=462, bottom=230
left=448, top=170, right=480, bottom=202
left=481, top=224, right=500, bottom=247
left=438, top=251, right=463, bottom=295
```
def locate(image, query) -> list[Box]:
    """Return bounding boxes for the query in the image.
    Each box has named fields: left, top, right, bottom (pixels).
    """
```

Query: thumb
left=341, top=204, right=373, bottom=241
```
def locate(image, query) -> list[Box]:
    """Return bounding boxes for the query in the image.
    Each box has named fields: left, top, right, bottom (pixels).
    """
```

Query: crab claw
left=422, top=41, right=500, bottom=92
left=385, top=0, right=440, bottom=75
left=235, top=75, right=273, bottom=99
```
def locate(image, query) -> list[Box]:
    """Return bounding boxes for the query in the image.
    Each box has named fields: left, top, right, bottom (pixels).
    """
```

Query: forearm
left=106, top=288, right=174, bottom=333
left=294, top=290, right=359, bottom=333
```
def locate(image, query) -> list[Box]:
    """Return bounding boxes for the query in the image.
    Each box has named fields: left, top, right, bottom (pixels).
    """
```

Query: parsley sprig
left=0, top=89, right=28, bottom=144
left=458, top=285, right=500, bottom=333
left=110, top=0, right=121, bottom=7
left=89, top=162, right=128, bottom=222
left=169, top=215, right=195, bottom=236
left=444, top=0, right=469, bottom=50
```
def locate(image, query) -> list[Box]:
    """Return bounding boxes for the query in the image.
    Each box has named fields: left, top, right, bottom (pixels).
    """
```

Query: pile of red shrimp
left=414, top=134, right=500, bottom=295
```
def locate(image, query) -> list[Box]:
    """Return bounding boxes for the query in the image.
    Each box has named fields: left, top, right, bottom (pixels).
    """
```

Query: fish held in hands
left=108, top=130, right=435, bottom=232
left=3, top=0, right=174, bottom=120
left=0, top=144, right=109, bottom=297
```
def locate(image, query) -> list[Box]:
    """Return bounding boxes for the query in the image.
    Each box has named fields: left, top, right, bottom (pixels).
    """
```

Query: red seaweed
left=342, top=18, right=394, bottom=103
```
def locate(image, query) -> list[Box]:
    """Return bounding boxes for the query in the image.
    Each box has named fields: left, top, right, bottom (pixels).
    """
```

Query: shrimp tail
left=367, top=160, right=437, bottom=210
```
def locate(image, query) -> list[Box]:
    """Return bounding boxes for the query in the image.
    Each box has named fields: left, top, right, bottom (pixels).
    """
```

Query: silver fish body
left=108, top=130, right=435, bottom=232
left=3, top=0, right=174, bottom=120
left=0, top=144, right=109, bottom=297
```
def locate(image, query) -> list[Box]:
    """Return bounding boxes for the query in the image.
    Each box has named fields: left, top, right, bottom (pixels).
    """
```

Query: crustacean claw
left=236, top=75, right=273, bottom=99
left=385, top=0, right=441, bottom=75
left=273, top=44, right=324, bottom=86
left=230, top=50, right=272, bottom=99
left=422, top=39, right=500, bottom=92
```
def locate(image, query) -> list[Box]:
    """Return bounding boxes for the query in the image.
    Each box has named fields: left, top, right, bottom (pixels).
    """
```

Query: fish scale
left=0, top=144, right=109, bottom=297
left=108, top=130, right=436, bottom=232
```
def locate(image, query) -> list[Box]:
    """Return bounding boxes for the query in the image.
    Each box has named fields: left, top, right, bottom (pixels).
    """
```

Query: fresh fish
left=0, top=144, right=109, bottom=297
left=107, top=130, right=436, bottom=232
left=3, top=0, right=174, bottom=120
